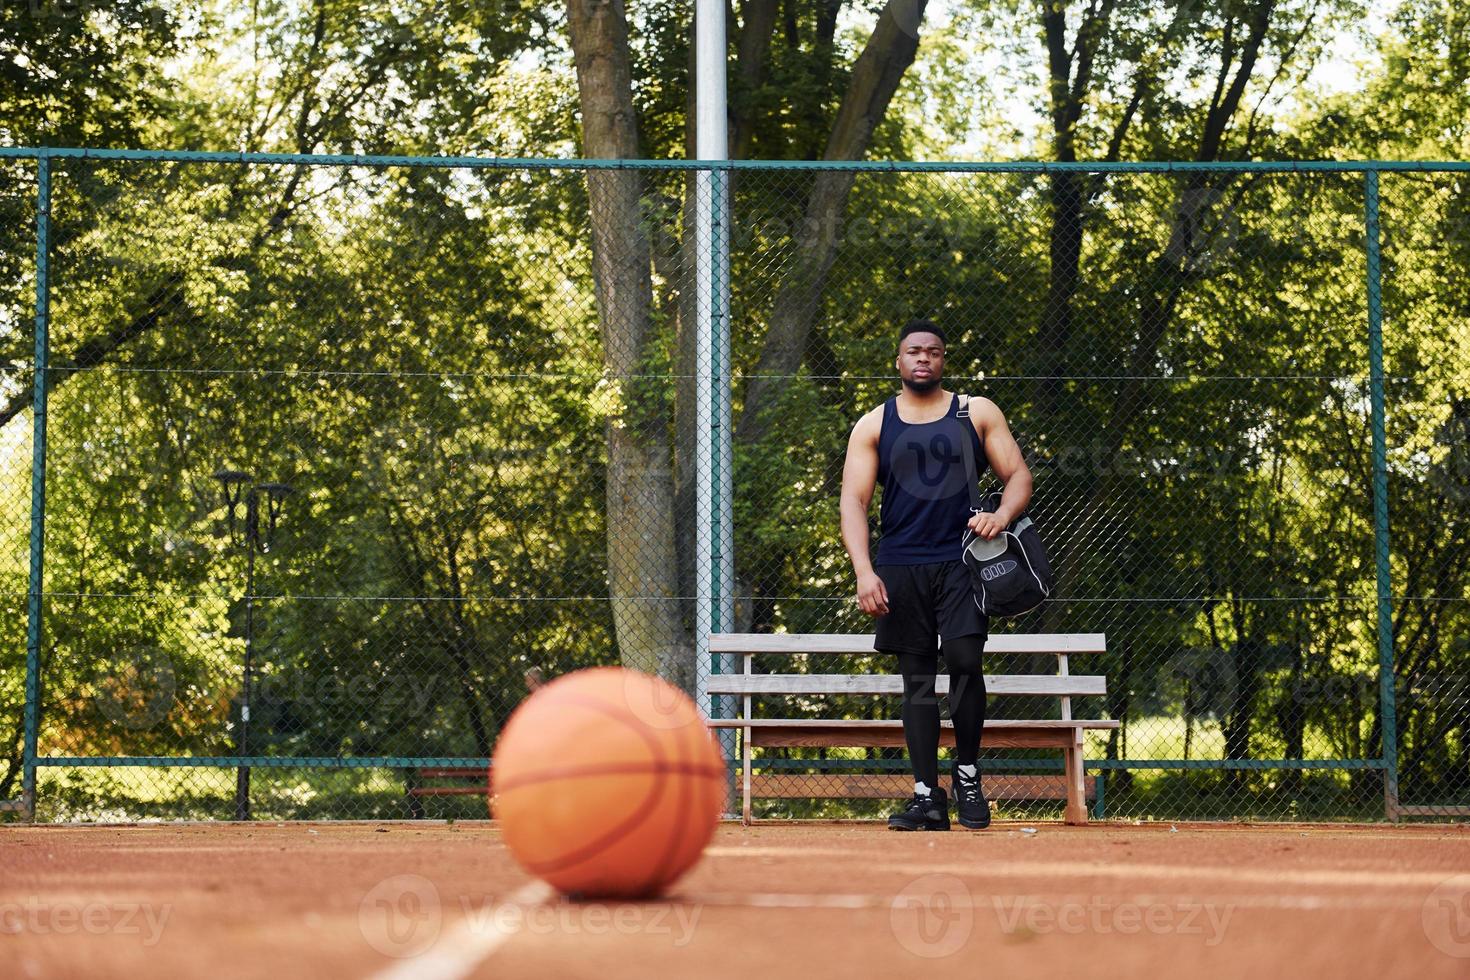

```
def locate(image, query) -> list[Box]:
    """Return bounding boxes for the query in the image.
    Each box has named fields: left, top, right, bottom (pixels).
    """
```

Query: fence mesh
left=1380, top=170, right=1470, bottom=817
left=0, top=155, right=1466, bottom=822
left=1, top=156, right=36, bottom=814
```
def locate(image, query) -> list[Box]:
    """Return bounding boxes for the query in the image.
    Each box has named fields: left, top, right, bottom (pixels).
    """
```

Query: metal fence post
left=694, top=164, right=720, bottom=800
left=22, top=154, right=52, bottom=822
left=706, top=165, right=740, bottom=805
left=1364, top=169, right=1398, bottom=821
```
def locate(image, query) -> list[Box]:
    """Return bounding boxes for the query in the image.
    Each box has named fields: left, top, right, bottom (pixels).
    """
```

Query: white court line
left=703, top=847, right=1460, bottom=889
left=678, top=890, right=1431, bottom=912
left=366, top=880, right=553, bottom=980
left=865, top=859, right=1462, bottom=890
left=354, top=879, right=1428, bottom=980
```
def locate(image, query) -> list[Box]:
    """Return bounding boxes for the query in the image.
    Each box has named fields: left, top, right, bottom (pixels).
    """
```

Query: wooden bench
left=406, top=669, right=539, bottom=818
left=405, top=767, right=490, bottom=818
left=705, top=632, right=1118, bottom=826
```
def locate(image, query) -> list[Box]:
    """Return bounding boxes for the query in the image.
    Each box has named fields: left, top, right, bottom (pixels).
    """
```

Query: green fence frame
left=8, top=147, right=1470, bottom=822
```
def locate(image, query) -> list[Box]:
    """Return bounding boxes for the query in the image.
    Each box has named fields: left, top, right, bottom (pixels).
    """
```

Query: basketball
left=490, top=666, right=727, bottom=898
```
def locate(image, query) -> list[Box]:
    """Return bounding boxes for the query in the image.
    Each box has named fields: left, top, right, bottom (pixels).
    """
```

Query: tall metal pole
left=694, top=0, right=730, bottom=717
left=21, top=154, right=52, bottom=821
left=1364, top=169, right=1398, bottom=821
left=694, top=0, right=735, bottom=810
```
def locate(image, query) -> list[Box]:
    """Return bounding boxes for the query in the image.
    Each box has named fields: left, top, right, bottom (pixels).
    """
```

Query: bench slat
left=709, top=632, right=1106, bottom=655
left=408, top=787, right=488, bottom=797
left=751, top=773, right=1095, bottom=802
left=706, top=718, right=1119, bottom=729
left=416, top=768, right=485, bottom=779
left=706, top=674, right=1105, bottom=697
left=751, top=726, right=1077, bottom=749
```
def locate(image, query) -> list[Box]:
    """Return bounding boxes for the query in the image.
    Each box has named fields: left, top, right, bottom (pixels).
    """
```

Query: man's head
left=896, top=318, right=945, bottom=394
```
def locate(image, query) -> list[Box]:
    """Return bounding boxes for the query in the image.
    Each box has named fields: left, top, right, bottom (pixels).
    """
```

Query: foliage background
left=0, top=0, right=1466, bottom=819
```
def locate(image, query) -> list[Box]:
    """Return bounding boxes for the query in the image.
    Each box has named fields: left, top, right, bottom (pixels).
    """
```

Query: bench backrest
left=707, top=632, right=1107, bottom=720
left=709, top=633, right=1106, bottom=655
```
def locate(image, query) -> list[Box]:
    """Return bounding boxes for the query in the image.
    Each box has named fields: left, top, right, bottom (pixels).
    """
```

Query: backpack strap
left=956, top=393, right=984, bottom=513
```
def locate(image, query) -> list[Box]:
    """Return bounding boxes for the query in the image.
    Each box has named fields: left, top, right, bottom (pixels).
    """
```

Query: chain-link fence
left=1, top=150, right=1466, bottom=822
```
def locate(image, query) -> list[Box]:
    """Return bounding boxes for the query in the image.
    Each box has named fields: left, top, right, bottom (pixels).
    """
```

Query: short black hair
left=898, top=318, right=945, bottom=349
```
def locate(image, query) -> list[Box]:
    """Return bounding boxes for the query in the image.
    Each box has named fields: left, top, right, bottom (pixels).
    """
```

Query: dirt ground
left=3, top=820, right=1470, bottom=979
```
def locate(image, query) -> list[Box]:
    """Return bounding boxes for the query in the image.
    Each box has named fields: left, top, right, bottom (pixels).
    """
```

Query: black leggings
left=892, top=636, right=987, bottom=790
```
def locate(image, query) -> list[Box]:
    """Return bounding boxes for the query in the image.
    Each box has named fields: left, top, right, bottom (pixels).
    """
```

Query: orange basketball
left=490, top=666, right=727, bottom=898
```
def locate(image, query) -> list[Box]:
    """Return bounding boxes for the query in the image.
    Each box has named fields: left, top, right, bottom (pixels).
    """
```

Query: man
left=839, top=318, right=1033, bottom=831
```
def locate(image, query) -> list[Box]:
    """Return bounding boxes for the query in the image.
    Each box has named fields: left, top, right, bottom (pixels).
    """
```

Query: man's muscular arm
left=966, top=396, right=1033, bottom=540
left=839, top=409, right=889, bottom=616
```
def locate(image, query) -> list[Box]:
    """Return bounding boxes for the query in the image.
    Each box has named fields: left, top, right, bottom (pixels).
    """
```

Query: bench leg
left=1063, top=739, right=1088, bottom=826
left=405, top=768, right=424, bottom=821
left=742, top=726, right=752, bottom=826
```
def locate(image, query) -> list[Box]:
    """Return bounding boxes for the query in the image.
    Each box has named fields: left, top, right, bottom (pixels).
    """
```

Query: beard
left=902, top=375, right=941, bottom=393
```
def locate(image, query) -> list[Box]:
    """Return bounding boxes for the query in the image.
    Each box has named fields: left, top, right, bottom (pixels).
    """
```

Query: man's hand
left=967, top=511, right=1008, bottom=540
left=856, top=570, right=889, bottom=616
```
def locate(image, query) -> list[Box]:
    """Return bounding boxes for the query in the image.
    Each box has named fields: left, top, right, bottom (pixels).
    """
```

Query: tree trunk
left=731, top=0, right=781, bottom=160
left=1032, top=0, right=1117, bottom=422
left=735, top=0, right=928, bottom=448
left=566, top=0, right=689, bottom=688
left=384, top=505, right=495, bottom=756
left=0, top=2, right=399, bottom=431
left=1045, top=2, right=1277, bottom=615
left=0, top=718, right=23, bottom=799
left=1224, top=636, right=1263, bottom=788
left=1278, top=637, right=1305, bottom=792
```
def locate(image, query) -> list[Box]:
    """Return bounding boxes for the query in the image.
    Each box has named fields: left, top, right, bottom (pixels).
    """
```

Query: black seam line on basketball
left=641, top=725, right=719, bottom=894
left=494, top=761, right=727, bottom=795
left=643, top=725, right=687, bottom=899
left=520, top=768, right=669, bottom=879
left=637, top=718, right=691, bottom=897
left=498, top=683, right=686, bottom=791
left=507, top=690, right=673, bottom=877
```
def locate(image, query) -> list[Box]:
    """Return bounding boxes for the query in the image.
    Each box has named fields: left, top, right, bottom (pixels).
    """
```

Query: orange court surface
left=4, top=820, right=1470, bottom=979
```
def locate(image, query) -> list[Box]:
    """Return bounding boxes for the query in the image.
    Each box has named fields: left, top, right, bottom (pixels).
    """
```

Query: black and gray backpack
left=957, top=394, right=1055, bottom=618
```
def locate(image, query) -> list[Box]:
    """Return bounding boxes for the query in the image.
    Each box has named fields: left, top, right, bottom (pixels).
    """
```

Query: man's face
left=897, top=332, right=944, bottom=393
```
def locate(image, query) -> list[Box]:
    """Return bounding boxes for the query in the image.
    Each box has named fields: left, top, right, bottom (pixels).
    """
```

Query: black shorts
left=873, top=560, right=989, bottom=657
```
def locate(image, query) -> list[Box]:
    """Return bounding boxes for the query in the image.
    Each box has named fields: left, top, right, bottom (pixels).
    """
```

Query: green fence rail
left=1, top=149, right=1467, bottom=822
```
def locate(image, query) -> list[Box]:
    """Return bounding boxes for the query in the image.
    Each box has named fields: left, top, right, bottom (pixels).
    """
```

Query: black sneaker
left=887, top=788, right=951, bottom=831
left=952, top=767, right=991, bottom=829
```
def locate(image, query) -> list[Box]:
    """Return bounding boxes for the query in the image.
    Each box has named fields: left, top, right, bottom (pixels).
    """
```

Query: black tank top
left=874, top=393, right=986, bottom=565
